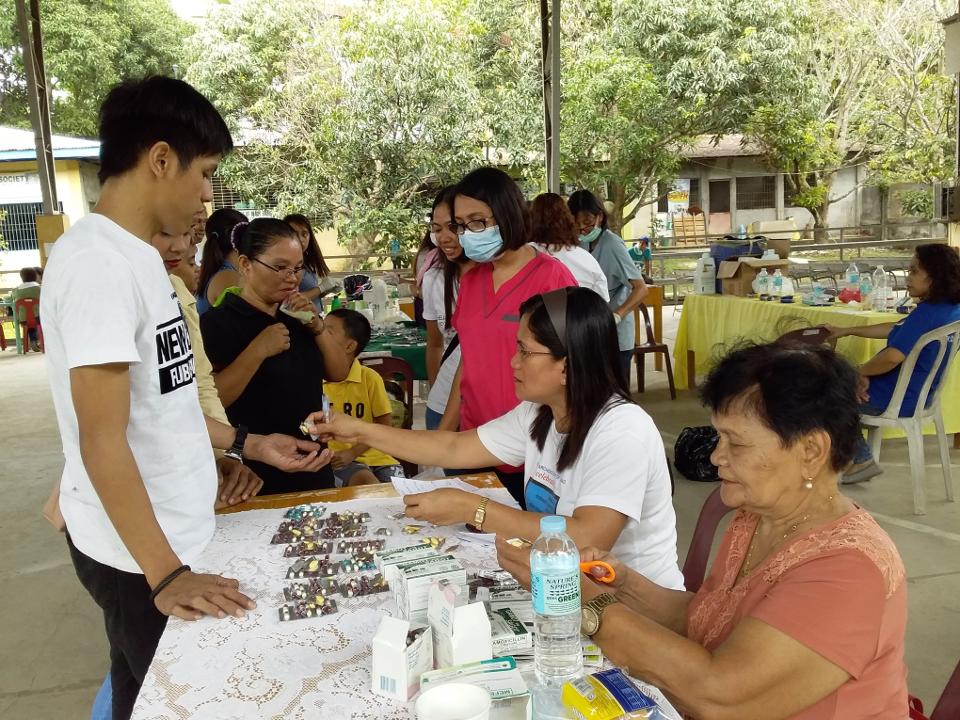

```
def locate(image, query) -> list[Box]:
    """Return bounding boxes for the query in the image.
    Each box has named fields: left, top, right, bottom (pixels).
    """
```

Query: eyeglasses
left=516, top=340, right=554, bottom=360
left=427, top=222, right=459, bottom=234
left=253, top=257, right=305, bottom=278
left=451, top=217, right=496, bottom=236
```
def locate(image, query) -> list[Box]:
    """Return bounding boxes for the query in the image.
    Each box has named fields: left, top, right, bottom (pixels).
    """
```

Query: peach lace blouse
left=686, top=508, right=908, bottom=719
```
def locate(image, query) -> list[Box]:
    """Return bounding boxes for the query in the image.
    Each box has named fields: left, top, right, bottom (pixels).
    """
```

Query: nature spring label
left=532, top=570, right=580, bottom=615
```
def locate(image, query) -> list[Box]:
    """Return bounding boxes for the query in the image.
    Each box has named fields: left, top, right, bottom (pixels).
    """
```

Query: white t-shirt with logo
left=421, top=266, right=460, bottom=415
left=44, top=213, right=217, bottom=573
left=538, top=244, right=610, bottom=301
left=477, top=398, right=684, bottom=589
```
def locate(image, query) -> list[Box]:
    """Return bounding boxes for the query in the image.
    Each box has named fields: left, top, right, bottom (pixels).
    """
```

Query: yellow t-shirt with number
left=324, top=360, right=399, bottom=468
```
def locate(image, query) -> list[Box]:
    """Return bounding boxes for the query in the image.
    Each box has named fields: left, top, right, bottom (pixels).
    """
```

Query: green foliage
left=898, top=189, right=934, bottom=219
left=0, top=0, right=188, bottom=136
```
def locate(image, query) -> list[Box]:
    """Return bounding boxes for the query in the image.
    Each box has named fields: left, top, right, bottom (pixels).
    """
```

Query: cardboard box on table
left=427, top=580, right=492, bottom=668
left=716, top=258, right=791, bottom=296
left=371, top=616, right=433, bottom=701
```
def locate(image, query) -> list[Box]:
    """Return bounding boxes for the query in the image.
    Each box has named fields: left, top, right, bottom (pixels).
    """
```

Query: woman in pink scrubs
left=441, top=167, right=576, bottom=505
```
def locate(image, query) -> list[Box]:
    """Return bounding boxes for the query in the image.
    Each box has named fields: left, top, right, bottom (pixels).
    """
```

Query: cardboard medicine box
left=371, top=616, right=433, bottom=702
left=394, top=557, right=466, bottom=623
left=716, top=257, right=790, bottom=296
left=428, top=580, right=492, bottom=669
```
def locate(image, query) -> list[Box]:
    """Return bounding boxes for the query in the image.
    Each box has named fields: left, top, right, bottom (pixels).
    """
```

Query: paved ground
left=1, top=311, right=958, bottom=718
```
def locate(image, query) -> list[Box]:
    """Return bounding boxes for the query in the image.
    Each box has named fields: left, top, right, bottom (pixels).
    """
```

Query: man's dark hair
left=567, top=189, right=608, bottom=231
left=453, top=167, right=531, bottom=252
left=329, top=308, right=372, bottom=355
left=19, top=267, right=39, bottom=283
left=915, top=243, right=960, bottom=304
left=700, top=341, right=861, bottom=472
left=97, top=75, right=233, bottom=183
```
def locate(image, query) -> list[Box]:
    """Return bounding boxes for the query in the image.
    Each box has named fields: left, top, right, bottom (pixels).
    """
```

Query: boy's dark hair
left=329, top=308, right=372, bottom=354
left=98, top=75, right=233, bottom=183
left=19, top=267, right=39, bottom=283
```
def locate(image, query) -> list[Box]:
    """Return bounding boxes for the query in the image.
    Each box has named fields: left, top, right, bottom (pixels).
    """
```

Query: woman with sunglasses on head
left=307, top=287, right=684, bottom=588
left=438, top=167, right=577, bottom=505
left=421, top=186, right=475, bottom=429
left=200, top=218, right=352, bottom=493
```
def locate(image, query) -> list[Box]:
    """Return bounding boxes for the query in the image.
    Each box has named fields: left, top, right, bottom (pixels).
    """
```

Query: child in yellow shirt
left=323, top=309, right=406, bottom=486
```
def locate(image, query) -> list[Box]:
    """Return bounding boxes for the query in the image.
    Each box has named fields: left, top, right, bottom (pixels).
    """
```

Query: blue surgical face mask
left=579, top=225, right=602, bottom=247
left=460, top=225, right=504, bottom=262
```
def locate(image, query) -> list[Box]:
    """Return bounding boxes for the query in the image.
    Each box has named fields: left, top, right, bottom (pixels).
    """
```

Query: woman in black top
left=201, top=218, right=351, bottom=493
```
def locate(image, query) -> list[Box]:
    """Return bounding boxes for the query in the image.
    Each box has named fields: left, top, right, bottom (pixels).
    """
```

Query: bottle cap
left=540, top=516, right=566, bottom=534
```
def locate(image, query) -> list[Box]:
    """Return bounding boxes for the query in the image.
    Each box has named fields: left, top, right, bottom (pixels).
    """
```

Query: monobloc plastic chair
left=682, top=486, right=734, bottom=593
left=15, top=297, right=43, bottom=353
left=632, top=303, right=676, bottom=400
left=862, top=319, right=960, bottom=515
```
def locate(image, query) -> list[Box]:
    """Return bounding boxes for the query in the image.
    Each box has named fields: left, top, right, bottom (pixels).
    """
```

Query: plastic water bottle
left=859, top=273, right=873, bottom=306
left=872, top=266, right=888, bottom=311
left=845, top=263, right=860, bottom=291
left=694, top=253, right=716, bottom=295
left=531, top=516, right=582, bottom=688
left=772, top=269, right=784, bottom=298
left=756, top=268, right=770, bottom=296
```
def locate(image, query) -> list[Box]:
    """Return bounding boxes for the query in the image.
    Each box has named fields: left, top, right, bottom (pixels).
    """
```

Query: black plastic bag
left=673, top=426, right=720, bottom=482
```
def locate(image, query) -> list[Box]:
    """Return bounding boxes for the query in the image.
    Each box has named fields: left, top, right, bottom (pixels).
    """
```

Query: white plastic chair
left=862, top=319, right=960, bottom=514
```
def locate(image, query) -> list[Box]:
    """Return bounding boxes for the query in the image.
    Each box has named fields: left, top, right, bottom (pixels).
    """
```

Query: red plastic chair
left=359, top=355, right=416, bottom=478
left=15, top=297, right=43, bottom=353
left=910, top=655, right=960, bottom=720
left=682, top=486, right=734, bottom=593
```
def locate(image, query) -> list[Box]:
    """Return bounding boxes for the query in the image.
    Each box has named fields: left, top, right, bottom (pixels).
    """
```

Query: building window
left=736, top=176, right=776, bottom=210
left=657, top=178, right=701, bottom=212
left=0, top=201, right=64, bottom=251
left=212, top=176, right=276, bottom=217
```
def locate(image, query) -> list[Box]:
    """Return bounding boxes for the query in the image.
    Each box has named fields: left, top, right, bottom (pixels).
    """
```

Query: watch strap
left=225, top=425, right=248, bottom=461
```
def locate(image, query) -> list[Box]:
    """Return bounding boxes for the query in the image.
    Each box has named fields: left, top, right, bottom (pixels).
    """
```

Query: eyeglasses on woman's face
left=515, top=340, right=553, bottom=360
left=253, top=257, right=306, bottom=279
left=450, top=217, right=496, bottom=235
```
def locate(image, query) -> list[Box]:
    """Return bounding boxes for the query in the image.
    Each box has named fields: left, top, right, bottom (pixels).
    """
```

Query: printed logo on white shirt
left=525, top=462, right=562, bottom=514
left=156, top=311, right=195, bottom=394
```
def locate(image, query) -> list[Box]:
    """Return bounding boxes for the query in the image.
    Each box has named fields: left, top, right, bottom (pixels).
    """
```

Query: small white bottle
left=694, top=253, right=716, bottom=295
left=756, top=268, right=770, bottom=297
left=772, top=269, right=784, bottom=298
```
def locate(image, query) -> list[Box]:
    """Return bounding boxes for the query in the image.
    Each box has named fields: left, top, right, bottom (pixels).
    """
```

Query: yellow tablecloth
left=674, top=294, right=960, bottom=434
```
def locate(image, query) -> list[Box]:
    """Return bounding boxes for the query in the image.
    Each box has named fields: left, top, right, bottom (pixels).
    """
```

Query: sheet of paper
left=390, top=476, right=514, bottom=505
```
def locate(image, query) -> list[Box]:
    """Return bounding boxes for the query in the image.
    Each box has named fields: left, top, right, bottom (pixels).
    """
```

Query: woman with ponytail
left=197, top=208, right=247, bottom=314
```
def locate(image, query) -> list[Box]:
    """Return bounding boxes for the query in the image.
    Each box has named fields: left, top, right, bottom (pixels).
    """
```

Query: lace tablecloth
left=131, top=492, right=508, bottom=720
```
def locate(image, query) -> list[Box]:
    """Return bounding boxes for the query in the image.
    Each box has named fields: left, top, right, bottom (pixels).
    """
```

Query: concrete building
left=625, top=134, right=872, bottom=240
left=0, top=126, right=101, bottom=276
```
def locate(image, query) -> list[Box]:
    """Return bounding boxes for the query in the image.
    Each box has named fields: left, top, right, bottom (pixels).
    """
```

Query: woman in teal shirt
left=568, top=190, right=648, bottom=385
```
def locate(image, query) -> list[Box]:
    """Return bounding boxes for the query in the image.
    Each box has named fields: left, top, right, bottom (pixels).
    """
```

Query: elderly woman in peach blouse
left=499, top=341, right=908, bottom=720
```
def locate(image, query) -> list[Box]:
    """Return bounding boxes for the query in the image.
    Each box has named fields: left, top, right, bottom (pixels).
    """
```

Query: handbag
left=673, top=426, right=721, bottom=482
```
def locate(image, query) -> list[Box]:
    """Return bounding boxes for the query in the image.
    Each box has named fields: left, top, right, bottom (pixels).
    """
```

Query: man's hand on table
left=403, top=488, right=476, bottom=526
left=154, top=570, right=256, bottom=621
left=215, top=457, right=264, bottom=508
left=246, top=433, right=332, bottom=473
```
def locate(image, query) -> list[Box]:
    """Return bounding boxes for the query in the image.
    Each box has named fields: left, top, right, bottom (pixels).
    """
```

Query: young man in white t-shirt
left=43, top=76, right=332, bottom=720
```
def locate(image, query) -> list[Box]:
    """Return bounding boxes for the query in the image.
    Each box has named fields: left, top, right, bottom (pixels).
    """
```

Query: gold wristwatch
left=467, top=498, right=488, bottom=532
left=581, top=592, right=619, bottom=637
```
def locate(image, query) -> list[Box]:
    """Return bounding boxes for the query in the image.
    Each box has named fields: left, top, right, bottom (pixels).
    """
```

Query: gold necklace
left=741, top=495, right=835, bottom=577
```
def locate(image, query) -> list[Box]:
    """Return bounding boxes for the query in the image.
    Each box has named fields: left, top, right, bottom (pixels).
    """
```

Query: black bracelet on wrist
left=149, top=564, right=191, bottom=602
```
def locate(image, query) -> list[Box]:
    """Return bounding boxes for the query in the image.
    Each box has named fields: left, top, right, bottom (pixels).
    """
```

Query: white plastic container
left=845, top=262, right=860, bottom=291
left=771, top=269, right=784, bottom=298
left=872, top=266, right=889, bottom=311
left=755, top=267, right=770, bottom=295
left=694, top=253, right=716, bottom=295
left=415, top=682, right=491, bottom=720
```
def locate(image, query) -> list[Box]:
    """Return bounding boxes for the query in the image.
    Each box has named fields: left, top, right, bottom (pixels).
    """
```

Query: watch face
left=581, top=606, right=599, bottom=636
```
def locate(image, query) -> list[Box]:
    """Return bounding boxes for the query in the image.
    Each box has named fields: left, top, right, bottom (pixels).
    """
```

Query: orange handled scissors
left=580, top=560, right=616, bottom=584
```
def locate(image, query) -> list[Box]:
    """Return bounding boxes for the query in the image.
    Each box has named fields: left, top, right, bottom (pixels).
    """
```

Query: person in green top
left=629, top=237, right=653, bottom=279
left=8, top=266, right=41, bottom=350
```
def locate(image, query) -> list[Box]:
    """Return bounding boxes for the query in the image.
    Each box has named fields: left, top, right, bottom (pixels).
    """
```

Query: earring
left=804, top=477, right=814, bottom=490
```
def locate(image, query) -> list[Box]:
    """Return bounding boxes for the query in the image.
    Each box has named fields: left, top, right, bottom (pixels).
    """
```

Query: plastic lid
left=540, top=516, right=567, bottom=534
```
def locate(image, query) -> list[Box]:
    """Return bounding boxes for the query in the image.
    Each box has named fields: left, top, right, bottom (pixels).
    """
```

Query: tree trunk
left=607, top=181, right=627, bottom=237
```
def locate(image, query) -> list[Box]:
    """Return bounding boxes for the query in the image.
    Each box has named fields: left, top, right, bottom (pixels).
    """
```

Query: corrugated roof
left=0, top=126, right=99, bottom=162
left=683, top=134, right=762, bottom=159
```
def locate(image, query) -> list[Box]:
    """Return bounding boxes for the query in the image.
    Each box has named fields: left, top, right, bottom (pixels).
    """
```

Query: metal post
left=14, top=0, right=58, bottom=215
left=540, top=0, right=561, bottom=193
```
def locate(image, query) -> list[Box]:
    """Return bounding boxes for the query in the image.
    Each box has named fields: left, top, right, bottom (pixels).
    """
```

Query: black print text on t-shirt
left=155, top=315, right=196, bottom=394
